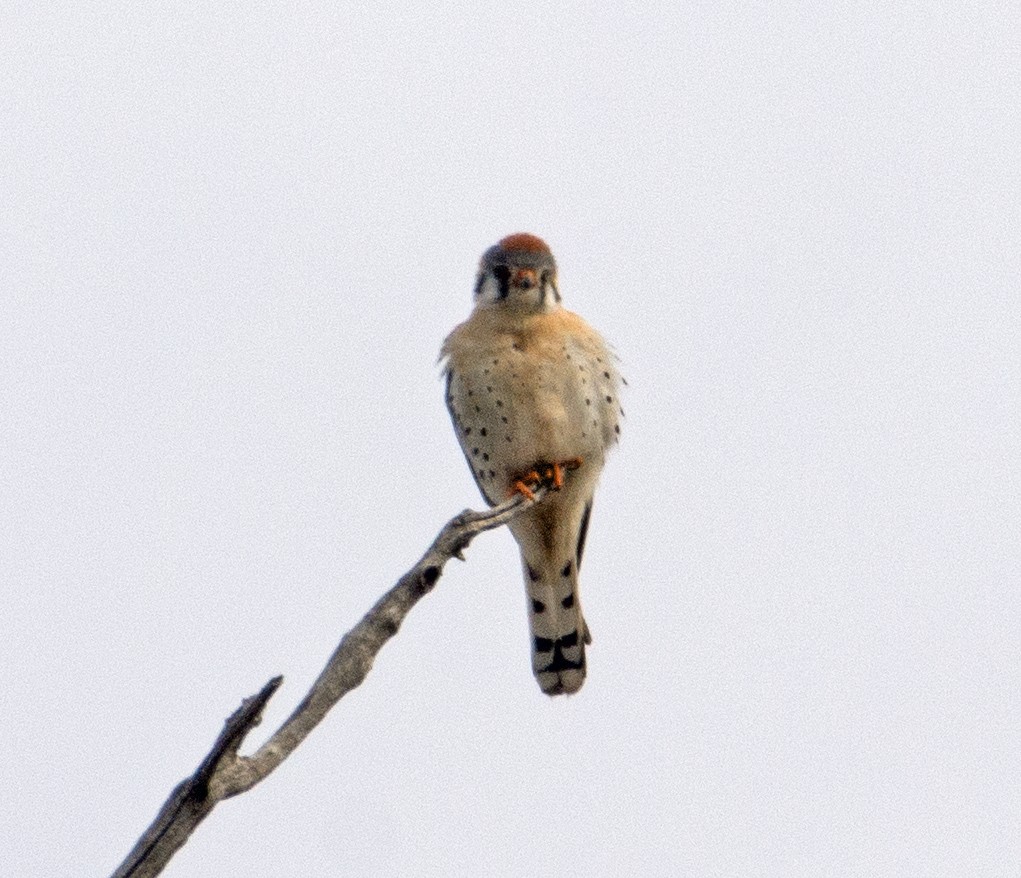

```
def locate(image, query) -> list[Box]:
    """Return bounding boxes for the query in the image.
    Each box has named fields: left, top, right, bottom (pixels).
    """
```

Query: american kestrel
left=441, top=233, right=622, bottom=695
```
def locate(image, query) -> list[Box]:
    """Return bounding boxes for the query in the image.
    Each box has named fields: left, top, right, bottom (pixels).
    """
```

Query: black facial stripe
left=492, top=264, right=510, bottom=299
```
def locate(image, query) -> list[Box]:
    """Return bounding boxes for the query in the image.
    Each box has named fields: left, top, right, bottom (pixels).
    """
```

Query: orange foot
left=510, top=469, right=543, bottom=500
left=509, top=457, right=584, bottom=498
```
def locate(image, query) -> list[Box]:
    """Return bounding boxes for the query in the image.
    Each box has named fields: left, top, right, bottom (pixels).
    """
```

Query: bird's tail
left=519, top=547, right=590, bottom=696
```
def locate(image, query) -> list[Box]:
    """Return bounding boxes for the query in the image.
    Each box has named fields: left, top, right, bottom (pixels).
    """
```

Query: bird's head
left=473, top=233, right=560, bottom=313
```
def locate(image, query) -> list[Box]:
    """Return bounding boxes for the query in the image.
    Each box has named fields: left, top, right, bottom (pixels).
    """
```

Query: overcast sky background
left=3, top=3, right=1019, bottom=876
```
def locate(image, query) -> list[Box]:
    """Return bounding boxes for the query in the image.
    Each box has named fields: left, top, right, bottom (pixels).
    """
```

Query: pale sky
left=3, top=3, right=1019, bottom=876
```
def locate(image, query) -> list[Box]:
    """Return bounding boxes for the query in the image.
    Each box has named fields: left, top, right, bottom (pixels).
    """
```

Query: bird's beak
left=511, top=268, right=538, bottom=290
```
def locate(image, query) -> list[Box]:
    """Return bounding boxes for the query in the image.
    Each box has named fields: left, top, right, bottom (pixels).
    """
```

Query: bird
left=441, top=233, right=622, bottom=695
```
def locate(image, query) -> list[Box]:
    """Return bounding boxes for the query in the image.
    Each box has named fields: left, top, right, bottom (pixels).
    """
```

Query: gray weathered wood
left=111, top=490, right=542, bottom=878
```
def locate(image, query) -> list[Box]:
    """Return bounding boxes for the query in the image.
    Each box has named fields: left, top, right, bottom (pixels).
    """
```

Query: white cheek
left=475, top=273, right=502, bottom=305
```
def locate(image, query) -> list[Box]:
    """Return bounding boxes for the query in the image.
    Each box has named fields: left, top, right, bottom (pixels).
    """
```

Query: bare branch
left=111, top=489, right=542, bottom=878
left=111, top=677, right=282, bottom=878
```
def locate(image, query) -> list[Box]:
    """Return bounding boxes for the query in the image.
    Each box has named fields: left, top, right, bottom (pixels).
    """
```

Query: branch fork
left=112, top=488, right=545, bottom=878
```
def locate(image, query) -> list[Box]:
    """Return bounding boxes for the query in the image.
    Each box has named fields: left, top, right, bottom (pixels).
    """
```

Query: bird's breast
left=443, top=308, right=620, bottom=475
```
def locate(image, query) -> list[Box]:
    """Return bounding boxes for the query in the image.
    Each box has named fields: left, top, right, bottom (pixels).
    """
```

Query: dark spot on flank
left=472, top=448, right=479, bottom=456
left=585, top=398, right=591, bottom=406
left=561, top=592, right=574, bottom=609
left=496, top=399, right=504, bottom=407
left=464, top=427, right=472, bottom=435
left=475, top=405, right=481, bottom=413
left=561, top=561, right=572, bottom=577
left=501, top=416, right=508, bottom=423
left=603, top=371, right=611, bottom=379
left=488, top=469, right=495, bottom=478
left=532, top=599, right=545, bottom=613
left=615, top=424, right=621, bottom=434
left=480, top=427, right=487, bottom=436
left=482, top=453, right=489, bottom=461
left=527, top=565, right=540, bottom=582
left=605, top=395, right=613, bottom=403
left=486, top=385, right=493, bottom=392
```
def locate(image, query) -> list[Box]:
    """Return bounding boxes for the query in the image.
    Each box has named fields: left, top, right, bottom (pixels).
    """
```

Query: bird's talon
left=510, top=479, right=537, bottom=500
left=550, top=457, right=584, bottom=490
left=510, top=457, right=585, bottom=497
